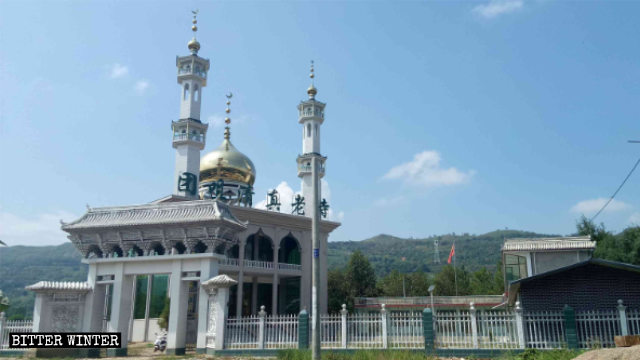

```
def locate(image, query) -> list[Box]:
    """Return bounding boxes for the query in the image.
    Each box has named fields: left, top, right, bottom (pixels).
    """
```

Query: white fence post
left=618, top=299, right=629, bottom=336
left=0, top=312, right=5, bottom=349
left=341, top=304, right=348, bottom=349
left=470, top=302, right=478, bottom=348
left=381, top=304, right=388, bottom=349
left=258, top=306, right=266, bottom=349
left=515, top=301, right=526, bottom=348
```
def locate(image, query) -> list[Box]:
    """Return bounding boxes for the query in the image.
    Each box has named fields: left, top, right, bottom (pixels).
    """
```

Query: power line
left=590, top=156, right=640, bottom=221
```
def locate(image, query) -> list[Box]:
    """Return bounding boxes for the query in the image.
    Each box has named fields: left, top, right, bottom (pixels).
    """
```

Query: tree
left=377, top=270, right=404, bottom=297
left=576, top=216, right=611, bottom=243
left=433, top=265, right=470, bottom=296
left=407, top=271, right=430, bottom=296
left=327, top=269, right=350, bottom=313
left=0, top=290, right=9, bottom=313
left=157, top=297, right=170, bottom=331
left=345, top=251, right=377, bottom=298
left=470, top=267, right=494, bottom=295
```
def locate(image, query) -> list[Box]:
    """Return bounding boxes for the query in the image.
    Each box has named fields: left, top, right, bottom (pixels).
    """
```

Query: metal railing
left=0, top=313, right=32, bottom=351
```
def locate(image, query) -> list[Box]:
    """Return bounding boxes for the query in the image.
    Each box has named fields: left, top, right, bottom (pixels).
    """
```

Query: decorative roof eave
left=61, top=200, right=247, bottom=232
left=502, top=236, right=595, bottom=252
left=26, top=281, right=92, bottom=293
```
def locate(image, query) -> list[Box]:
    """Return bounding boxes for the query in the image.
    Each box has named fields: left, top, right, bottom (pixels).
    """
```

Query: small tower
left=172, top=11, right=210, bottom=199
left=297, top=61, right=327, bottom=216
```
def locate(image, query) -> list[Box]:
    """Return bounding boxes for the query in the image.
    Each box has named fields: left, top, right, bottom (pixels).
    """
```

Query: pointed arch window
left=307, top=123, right=311, bottom=138
left=194, top=84, right=200, bottom=102
left=183, top=83, right=190, bottom=100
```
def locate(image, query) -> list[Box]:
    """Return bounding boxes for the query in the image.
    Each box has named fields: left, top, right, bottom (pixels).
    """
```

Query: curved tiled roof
left=502, top=236, right=594, bottom=251
left=61, top=200, right=246, bottom=231
left=26, top=281, right=92, bottom=292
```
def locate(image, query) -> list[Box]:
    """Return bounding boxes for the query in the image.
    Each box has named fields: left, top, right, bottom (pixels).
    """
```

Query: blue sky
left=1, top=0, right=639, bottom=246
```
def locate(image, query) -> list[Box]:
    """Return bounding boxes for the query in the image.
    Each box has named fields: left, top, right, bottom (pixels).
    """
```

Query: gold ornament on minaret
left=307, top=60, right=317, bottom=99
left=188, top=9, right=201, bottom=54
left=200, top=93, right=256, bottom=186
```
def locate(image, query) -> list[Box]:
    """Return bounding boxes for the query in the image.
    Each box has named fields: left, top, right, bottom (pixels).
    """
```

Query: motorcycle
left=153, top=332, right=167, bottom=352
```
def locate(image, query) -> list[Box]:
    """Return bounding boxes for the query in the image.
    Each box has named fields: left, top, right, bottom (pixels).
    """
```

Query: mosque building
left=28, top=13, right=339, bottom=352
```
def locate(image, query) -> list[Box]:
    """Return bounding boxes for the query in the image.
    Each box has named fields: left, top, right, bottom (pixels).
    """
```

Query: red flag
left=447, top=244, right=455, bottom=264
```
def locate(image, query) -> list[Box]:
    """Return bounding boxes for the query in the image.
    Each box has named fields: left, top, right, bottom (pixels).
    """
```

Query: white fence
left=222, top=301, right=640, bottom=351
left=388, top=312, right=423, bottom=348
left=576, top=310, right=620, bottom=349
left=524, top=311, right=566, bottom=349
left=0, top=313, right=33, bottom=351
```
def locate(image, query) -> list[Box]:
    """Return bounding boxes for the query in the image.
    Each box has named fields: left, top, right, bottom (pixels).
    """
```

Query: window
left=505, top=255, right=528, bottom=282
left=133, top=275, right=148, bottom=319
left=307, top=123, right=311, bottom=138
left=148, top=275, right=168, bottom=318
left=194, top=84, right=199, bottom=102
left=315, top=124, right=319, bottom=137
left=183, top=83, right=190, bottom=100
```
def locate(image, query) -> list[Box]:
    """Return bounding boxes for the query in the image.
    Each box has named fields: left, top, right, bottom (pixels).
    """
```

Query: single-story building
left=507, top=258, right=640, bottom=311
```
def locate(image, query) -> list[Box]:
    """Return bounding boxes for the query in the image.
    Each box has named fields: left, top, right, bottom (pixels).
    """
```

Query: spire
left=224, top=93, right=233, bottom=140
left=188, top=10, right=201, bottom=55
left=307, top=60, right=317, bottom=99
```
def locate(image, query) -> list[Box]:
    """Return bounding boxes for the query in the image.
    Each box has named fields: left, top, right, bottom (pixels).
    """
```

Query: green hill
left=0, top=243, right=86, bottom=319
left=0, top=229, right=555, bottom=319
left=328, top=230, right=558, bottom=277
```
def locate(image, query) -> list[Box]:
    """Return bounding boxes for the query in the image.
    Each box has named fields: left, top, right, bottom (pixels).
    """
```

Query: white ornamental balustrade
left=0, top=313, right=33, bottom=351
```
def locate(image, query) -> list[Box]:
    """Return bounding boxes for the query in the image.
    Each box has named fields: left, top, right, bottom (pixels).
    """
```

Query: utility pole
left=311, top=155, right=321, bottom=360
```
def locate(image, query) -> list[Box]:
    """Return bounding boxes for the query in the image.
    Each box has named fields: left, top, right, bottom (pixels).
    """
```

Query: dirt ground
left=573, top=344, right=640, bottom=360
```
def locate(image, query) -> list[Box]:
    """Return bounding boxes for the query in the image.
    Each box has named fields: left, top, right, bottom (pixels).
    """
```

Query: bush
left=277, top=349, right=437, bottom=360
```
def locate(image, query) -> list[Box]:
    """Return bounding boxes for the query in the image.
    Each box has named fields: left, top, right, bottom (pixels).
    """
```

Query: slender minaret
left=172, top=11, right=210, bottom=199
left=297, top=61, right=327, bottom=217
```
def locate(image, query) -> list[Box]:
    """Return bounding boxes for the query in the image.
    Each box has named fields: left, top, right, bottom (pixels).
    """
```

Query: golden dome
left=200, top=138, right=256, bottom=186
left=188, top=38, right=200, bottom=53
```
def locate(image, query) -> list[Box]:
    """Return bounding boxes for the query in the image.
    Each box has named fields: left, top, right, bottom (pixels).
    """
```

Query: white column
left=381, top=304, right=388, bottom=349
left=258, top=305, right=266, bottom=349
left=618, top=299, right=629, bottom=336
left=515, top=301, right=525, bottom=349
left=197, top=259, right=219, bottom=352
left=340, top=304, right=347, bottom=349
left=469, top=302, right=478, bottom=349
left=201, top=274, right=237, bottom=352
left=108, top=263, right=134, bottom=356
left=167, top=260, right=188, bottom=355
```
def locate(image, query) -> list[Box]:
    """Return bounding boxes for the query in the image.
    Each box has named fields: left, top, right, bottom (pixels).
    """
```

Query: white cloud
left=374, top=196, right=405, bottom=207
left=134, top=80, right=149, bottom=95
left=109, top=63, right=129, bottom=79
left=382, top=150, right=474, bottom=187
left=255, top=181, right=299, bottom=214
left=207, top=114, right=247, bottom=128
left=208, top=115, right=226, bottom=128
left=570, top=198, right=630, bottom=215
left=629, top=212, right=640, bottom=225
left=473, top=0, right=523, bottom=19
left=254, top=179, right=344, bottom=222
left=0, top=210, right=77, bottom=246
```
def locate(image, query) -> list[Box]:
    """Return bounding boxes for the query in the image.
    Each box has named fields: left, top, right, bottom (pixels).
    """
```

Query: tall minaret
left=172, top=11, right=210, bottom=199
left=297, top=61, right=327, bottom=216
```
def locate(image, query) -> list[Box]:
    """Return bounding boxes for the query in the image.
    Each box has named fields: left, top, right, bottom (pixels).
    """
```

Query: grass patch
left=277, top=349, right=437, bottom=360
